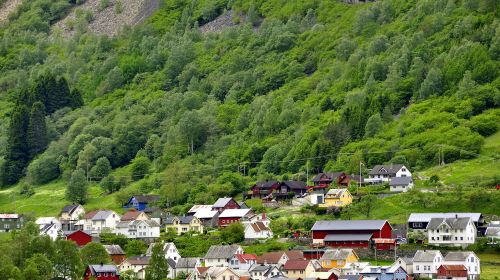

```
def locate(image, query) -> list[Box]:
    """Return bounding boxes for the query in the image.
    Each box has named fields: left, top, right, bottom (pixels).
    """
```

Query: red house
left=437, top=265, right=468, bottom=279
left=212, top=197, right=240, bottom=213
left=218, top=209, right=253, bottom=227
left=312, top=172, right=350, bottom=187
left=64, top=230, right=92, bottom=247
left=84, top=264, right=119, bottom=280
left=251, top=181, right=280, bottom=199
left=302, top=249, right=326, bottom=260
left=104, top=245, right=126, bottom=265
left=311, top=220, right=393, bottom=250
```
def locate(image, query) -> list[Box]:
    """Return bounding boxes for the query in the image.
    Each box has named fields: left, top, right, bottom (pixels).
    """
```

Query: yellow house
left=165, top=216, right=204, bottom=235
left=320, top=189, right=352, bottom=208
left=320, top=249, right=359, bottom=269
left=283, top=260, right=320, bottom=279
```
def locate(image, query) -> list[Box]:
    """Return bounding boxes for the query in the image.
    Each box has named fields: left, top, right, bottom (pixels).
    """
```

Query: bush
left=19, top=183, right=35, bottom=197
left=131, top=156, right=151, bottom=181
left=26, top=154, right=60, bottom=185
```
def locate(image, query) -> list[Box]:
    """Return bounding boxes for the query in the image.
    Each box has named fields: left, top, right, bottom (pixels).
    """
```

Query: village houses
left=412, top=250, right=443, bottom=279
left=365, top=164, right=412, bottom=184
left=319, top=249, right=359, bottom=269
left=426, top=216, right=477, bottom=247
left=319, top=189, right=353, bottom=208
left=204, top=244, right=244, bottom=267
left=165, top=215, right=204, bottom=235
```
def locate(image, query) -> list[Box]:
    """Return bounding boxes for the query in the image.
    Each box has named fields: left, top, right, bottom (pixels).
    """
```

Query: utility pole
left=358, top=161, right=364, bottom=196
left=306, top=161, right=309, bottom=185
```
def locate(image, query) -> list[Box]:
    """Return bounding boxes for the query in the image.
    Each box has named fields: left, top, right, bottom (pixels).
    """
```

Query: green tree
left=358, top=194, right=378, bottom=217
left=80, top=242, right=110, bottom=268
left=53, top=240, right=82, bottom=280
left=144, top=243, right=169, bottom=280
left=90, top=157, right=111, bottom=180
left=418, top=67, right=443, bottom=99
left=66, top=169, right=87, bottom=204
left=100, top=175, right=120, bottom=194
left=27, top=102, right=48, bottom=157
left=220, top=223, right=245, bottom=244
left=3, top=105, right=30, bottom=185
left=124, top=240, right=147, bottom=257
left=131, top=156, right=150, bottom=181
left=24, top=253, right=53, bottom=280
left=364, top=113, right=383, bottom=137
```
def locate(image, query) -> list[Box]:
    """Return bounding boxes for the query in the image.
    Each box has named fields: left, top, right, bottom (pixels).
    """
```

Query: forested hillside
left=0, top=0, right=499, bottom=209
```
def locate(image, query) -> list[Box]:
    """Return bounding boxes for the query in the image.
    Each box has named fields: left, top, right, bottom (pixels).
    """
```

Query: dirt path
left=0, top=0, right=22, bottom=23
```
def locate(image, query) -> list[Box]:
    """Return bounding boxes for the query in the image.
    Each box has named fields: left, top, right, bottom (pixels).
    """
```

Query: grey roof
left=92, top=210, right=115, bottom=221
left=63, top=230, right=91, bottom=236
left=444, top=251, right=476, bottom=262
left=104, top=245, right=125, bottom=255
left=133, top=195, right=160, bottom=203
left=204, top=245, right=240, bottom=259
left=146, top=242, right=176, bottom=256
left=213, top=197, right=234, bottom=208
left=164, top=215, right=196, bottom=225
left=324, top=233, right=372, bottom=242
left=320, top=249, right=355, bottom=260
left=255, top=181, right=279, bottom=189
left=176, top=257, right=200, bottom=268
left=312, top=220, right=389, bottom=231
left=62, top=204, right=79, bottom=214
left=389, top=177, right=413, bottom=186
left=339, top=275, right=363, bottom=280
left=486, top=227, right=500, bottom=236
left=281, top=181, right=307, bottom=190
left=131, top=220, right=160, bottom=227
left=167, top=258, right=177, bottom=268
left=426, top=217, right=472, bottom=230
left=413, top=250, right=441, bottom=262
left=368, top=164, right=405, bottom=175
left=89, top=264, right=119, bottom=274
left=397, top=257, right=413, bottom=265
left=116, top=221, right=131, bottom=228
left=408, top=213, right=482, bottom=223
left=249, top=264, right=274, bottom=272
left=312, top=172, right=345, bottom=183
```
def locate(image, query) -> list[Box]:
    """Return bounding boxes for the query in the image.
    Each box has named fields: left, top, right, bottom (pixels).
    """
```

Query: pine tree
left=3, top=105, right=30, bottom=185
left=145, top=243, right=169, bottom=280
left=66, top=169, right=87, bottom=204
left=364, top=113, right=383, bottom=137
left=27, top=102, right=48, bottom=157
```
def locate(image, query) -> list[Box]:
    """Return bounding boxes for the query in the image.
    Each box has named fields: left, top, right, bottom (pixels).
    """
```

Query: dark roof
left=368, top=164, right=404, bottom=176
left=88, top=264, right=119, bottom=275
left=179, top=216, right=195, bottom=224
left=285, top=250, right=304, bottom=260
left=254, top=181, right=279, bottom=189
left=426, top=217, right=472, bottom=230
left=312, top=172, right=345, bottom=183
left=176, top=258, right=200, bottom=268
left=389, top=177, right=413, bottom=186
left=204, top=245, right=241, bottom=259
left=257, top=252, right=285, bottom=264
left=440, top=265, right=467, bottom=271
left=281, top=181, right=307, bottom=190
left=444, top=251, right=475, bottom=262
left=324, top=233, right=372, bottom=242
left=62, top=205, right=79, bottom=214
left=133, top=195, right=160, bottom=203
left=104, top=245, right=125, bottom=255
left=167, top=258, right=177, bottom=269
left=121, top=210, right=144, bottom=221
left=339, top=275, right=363, bottom=280
left=312, top=220, right=390, bottom=231
left=126, top=256, right=151, bottom=265
left=63, top=230, right=91, bottom=237
left=413, top=250, right=441, bottom=262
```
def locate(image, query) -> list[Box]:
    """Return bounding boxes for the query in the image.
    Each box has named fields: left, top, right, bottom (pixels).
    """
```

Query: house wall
left=0, top=217, right=23, bottom=232
left=428, top=223, right=476, bottom=246
left=205, top=258, right=230, bottom=268
left=413, top=255, right=443, bottom=278
left=313, top=222, right=391, bottom=241
left=390, top=184, right=413, bottom=193
left=219, top=217, right=242, bottom=227
left=84, top=268, right=119, bottom=280
left=396, top=166, right=412, bottom=178
left=110, top=254, right=126, bottom=265
left=445, top=255, right=480, bottom=278
left=67, top=231, right=92, bottom=246
left=324, top=241, right=370, bottom=248
left=437, top=267, right=468, bottom=278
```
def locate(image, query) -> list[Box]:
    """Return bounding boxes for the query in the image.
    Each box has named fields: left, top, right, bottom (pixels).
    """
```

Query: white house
left=412, top=250, right=443, bottom=278
left=204, top=244, right=244, bottom=267
left=244, top=221, right=274, bottom=239
left=426, top=217, right=476, bottom=247
left=389, top=177, right=414, bottom=192
left=248, top=264, right=284, bottom=280
left=146, top=242, right=181, bottom=263
left=36, top=217, right=62, bottom=241
left=115, top=220, right=160, bottom=240
left=119, top=256, right=150, bottom=280
left=175, top=258, right=201, bottom=278
left=395, top=257, right=413, bottom=275
left=60, top=204, right=85, bottom=221
left=444, top=251, right=480, bottom=280
left=84, top=210, right=121, bottom=236
left=365, top=164, right=412, bottom=184
left=229, top=254, right=258, bottom=270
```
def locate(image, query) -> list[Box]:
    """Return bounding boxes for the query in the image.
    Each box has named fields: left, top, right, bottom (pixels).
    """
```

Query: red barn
left=302, top=249, right=326, bottom=260
left=64, top=230, right=92, bottom=247
left=212, top=197, right=241, bottom=213
left=218, top=209, right=253, bottom=227
left=311, top=220, right=393, bottom=250
left=84, top=264, right=119, bottom=280
left=437, top=265, right=468, bottom=279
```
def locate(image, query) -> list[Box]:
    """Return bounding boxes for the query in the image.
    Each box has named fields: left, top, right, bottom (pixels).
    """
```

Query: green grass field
left=478, top=253, right=500, bottom=280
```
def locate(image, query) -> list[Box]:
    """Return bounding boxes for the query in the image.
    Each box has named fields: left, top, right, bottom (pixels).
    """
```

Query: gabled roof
left=235, top=254, right=258, bottom=263
left=444, top=251, right=476, bottom=262
left=219, top=209, right=251, bottom=218
left=257, top=252, right=285, bottom=264
left=36, top=217, right=60, bottom=225
left=188, top=205, right=213, bottom=213
left=63, top=230, right=91, bottom=237
left=176, top=257, right=200, bottom=268
left=131, top=220, right=160, bottom=227
left=285, top=250, right=304, bottom=260
left=132, top=195, right=160, bottom=203
left=281, top=181, right=307, bottom=190
left=426, top=217, right=472, bottom=230
left=312, top=220, right=389, bottom=231
left=312, top=172, right=345, bottom=183
left=339, top=275, right=363, bottom=280
left=408, top=213, right=482, bottom=223
left=121, top=210, right=145, bottom=221
left=325, top=188, right=350, bottom=198
left=84, top=210, right=100, bottom=219
left=0, top=214, right=19, bottom=219
left=320, top=249, right=356, bottom=261
left=397, top=256, right=413, bottom=265
left=254, top=181, right=279, bottom=189
left=368, top=164, right=405, bottom=175
left=92, top=210, right=117, bottom=221
left=126, top=256, right=151, bottom=265
left=204, top=245, right=241, bottom=259
left=104, top=245, right=125, bottom=255
left=213, top=197, right=235, bottom=208
left=283, top=259, right=310, bottom=270
left=194, top=209, right=218, bottom=219
left=249, top=222, right=271, bottom=233
left=88, top=264, right=119, bottom=275
left=167, top=258, right=177, bottom=269
left=146, top=242, right=177, bottom=256
left=324, top=233, right=372, bottom=242
left=389, top=177, right=413, bottom=186
left=439, top=264, right=467, bottom=271
left=61, top=204, right=81, bottom=214
left=413, top=250, right=442, bottom=262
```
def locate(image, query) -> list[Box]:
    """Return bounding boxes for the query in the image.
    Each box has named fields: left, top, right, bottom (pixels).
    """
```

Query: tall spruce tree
left=27, top=102, right=48, bottom=157
left=3, top=105, right=30, bottom=185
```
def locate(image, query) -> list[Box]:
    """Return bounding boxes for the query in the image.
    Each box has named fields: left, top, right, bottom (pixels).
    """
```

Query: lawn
left=478, top=253, right=500, bottom=280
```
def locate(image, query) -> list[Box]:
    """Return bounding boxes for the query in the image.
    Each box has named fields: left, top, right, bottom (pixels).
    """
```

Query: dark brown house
left=250, top=181, right=280, bottom=199
left=312, top=172, right=350, bottom=187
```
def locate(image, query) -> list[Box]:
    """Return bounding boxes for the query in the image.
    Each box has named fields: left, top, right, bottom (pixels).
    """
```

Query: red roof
left=441, top=265, right=467, bottom=271
left=284, top=260, right=310, bottom=270
left=235, top=254, right=257, bottom=263
left=257, top=252, right=285, bottom=264
left=121, top=209, right=144, bottom=221
left=84, top=210, right=99, bottom=219
left=196, top=267, right=209, bottom=274
left=373, top=238, right=396, bottom=244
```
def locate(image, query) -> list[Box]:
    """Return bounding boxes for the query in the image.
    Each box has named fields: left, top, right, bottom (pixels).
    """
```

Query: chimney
left=262, top=212, right=266, bottom=220
left=455, top=214, right=458, bottom=219
left=100, top=262, right=103, bottom=266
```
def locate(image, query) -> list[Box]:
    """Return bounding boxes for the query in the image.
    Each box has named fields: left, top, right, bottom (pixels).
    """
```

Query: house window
left=416, top=265, right=419, bottom=271
left=4, top=224, right=9, bottom=229
left=413, top=222, right=423, bottom=228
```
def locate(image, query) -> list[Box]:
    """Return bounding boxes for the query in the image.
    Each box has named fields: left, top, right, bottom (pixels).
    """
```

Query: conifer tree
left=27, top=102, right=48, bottom=157
left=3, top=105, right=30, bottom=185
